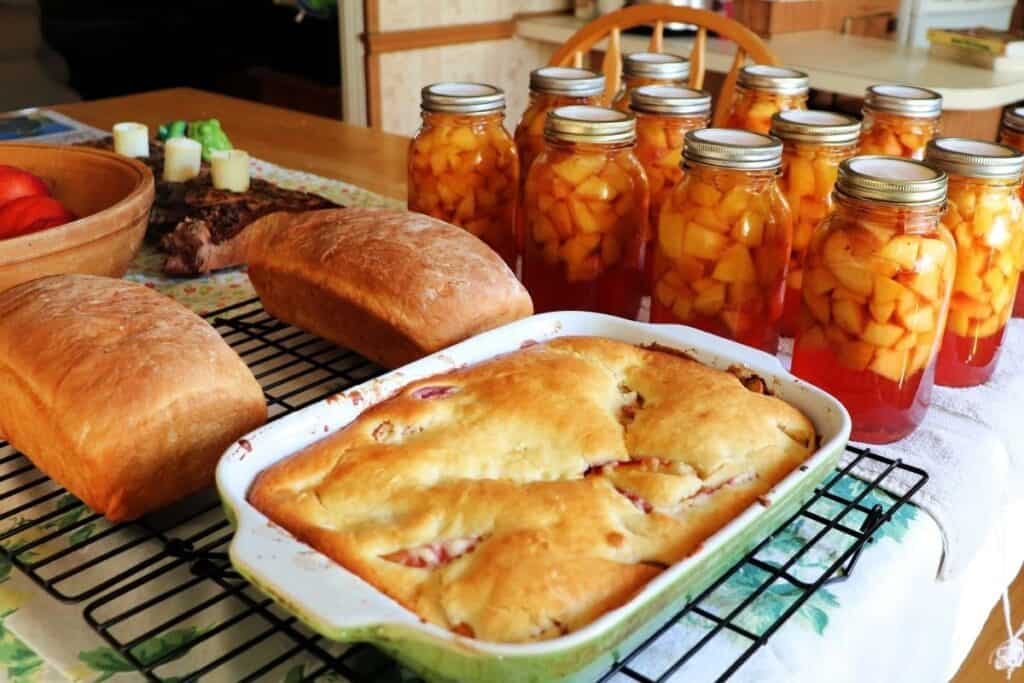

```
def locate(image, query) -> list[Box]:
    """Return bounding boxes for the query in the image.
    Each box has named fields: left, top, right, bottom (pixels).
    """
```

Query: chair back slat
left=602, top=28, right=623, bottom=105
left=548, top=5, right=777, bottom=122
left=689, top=26, right=707, bottom=91
left=649, top=21, right=664, bottom=52
left=712, top=47, right=747, bottom=127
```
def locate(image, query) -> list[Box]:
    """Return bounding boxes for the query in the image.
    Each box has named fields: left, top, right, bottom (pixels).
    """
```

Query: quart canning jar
left=770, top=110, right=861, bottom=336
left=408, top=82, right=519, bottom=267
left=630, top=85, right=711, bottom=228
left=925, top=138, right=1024, bottom=387
left=858, top=85, right=942, bottom=160
left=514, top=67, right=605, bottom=187
left=652, top=129, right=792, bottom=353
left=611, top=52, right=689, bottom=112
left=791, top=157, right=955, bottom=443
left=724, top=65, right=809, bottom=135
left=997, top=105, right=1024, bottom=318
left=522, top=105, right=649, bottom=318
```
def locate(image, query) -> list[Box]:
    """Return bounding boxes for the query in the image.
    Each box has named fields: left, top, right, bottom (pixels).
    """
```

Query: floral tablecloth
left=0, top=118, right=1014, bottom=683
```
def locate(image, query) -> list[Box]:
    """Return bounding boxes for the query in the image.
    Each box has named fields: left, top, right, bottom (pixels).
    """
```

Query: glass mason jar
left=724, top=65, right=809, bottom=135
left=514, top=67, right=605, bottom=188
left=611, top=52, right=690, bottom=113
left=771, top=110, right=861, bottom=336
left=791, top=157, right=955, bottom=444
left=997, top=105, right=1024, bottom=318
left=630, top=85, right=711, bottom=229
left=925, top=138, right=1024, bottom=387
left=408, top=83, right=519, bottom=268
left=522, top=106, right=649, bottom=318
left=858, top=85, right=942, bottom=160
left=652, top=129, right=792, bottom=353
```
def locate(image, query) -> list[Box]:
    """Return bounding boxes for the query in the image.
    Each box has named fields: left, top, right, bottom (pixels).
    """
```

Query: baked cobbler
left=248, top=337, right=815, bottom=643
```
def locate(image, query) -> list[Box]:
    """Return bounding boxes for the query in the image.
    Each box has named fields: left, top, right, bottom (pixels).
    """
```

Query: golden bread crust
left=245, top=208, right=534, bottom=368
left=248, top=337, right=815, bottom=643
left=0, top=274, right=267, bottom=521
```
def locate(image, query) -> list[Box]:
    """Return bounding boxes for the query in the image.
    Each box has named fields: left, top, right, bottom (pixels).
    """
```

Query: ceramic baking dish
left=217, top=312, right=851, bottom=683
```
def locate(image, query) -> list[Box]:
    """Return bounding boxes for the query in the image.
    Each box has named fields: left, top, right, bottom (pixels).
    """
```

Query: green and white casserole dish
left=217, top=311, right=851, bottom=683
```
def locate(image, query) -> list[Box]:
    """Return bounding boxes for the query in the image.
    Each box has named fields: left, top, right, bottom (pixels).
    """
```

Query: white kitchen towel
left=778, top=339, right=1012, bottom=581
left=931, top=319, right=1024, bottom=490
left=849, top=408, right=1010, bottom=580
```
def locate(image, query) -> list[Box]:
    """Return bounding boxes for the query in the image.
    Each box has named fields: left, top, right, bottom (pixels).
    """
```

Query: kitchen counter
left=517, top=14, right=1024, bottom=112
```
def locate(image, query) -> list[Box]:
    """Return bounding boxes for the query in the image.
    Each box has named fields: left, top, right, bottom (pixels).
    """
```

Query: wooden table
left=38, top=88, right=1024, bottom=682
left=52, top=87, right=410, bottom=200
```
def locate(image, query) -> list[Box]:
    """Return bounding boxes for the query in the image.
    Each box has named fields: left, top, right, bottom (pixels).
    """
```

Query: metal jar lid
left=629, top=85, right=711, bottom=116
left=545, top=105, right=636, bottom=144
left=736, top=65, right=809, bottom=95
left=622, top=52, right=690, bottom=81
left=836, top=156, right=947, bottom=206
left=924, top=137, right=1024, bottom=180
left=529, top=66, right=605, bottom=97
left=863, top=84, right=942, bottom=118
left=683, top=128, right=782, bottom=170
left=421, top=82, right=505, bottom=114
left=1001, top=105, right=1024, bottom=133
left=770, top=110, right=860, bottom=145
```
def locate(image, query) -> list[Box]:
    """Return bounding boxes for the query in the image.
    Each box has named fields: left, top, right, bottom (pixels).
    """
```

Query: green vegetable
left=156, top=120, right=186, bottom=141
left=186, top=118, right=232, bottom=162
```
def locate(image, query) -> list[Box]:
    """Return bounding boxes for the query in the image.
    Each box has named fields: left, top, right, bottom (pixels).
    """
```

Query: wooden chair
left=547, top=5, right=778, bottom=127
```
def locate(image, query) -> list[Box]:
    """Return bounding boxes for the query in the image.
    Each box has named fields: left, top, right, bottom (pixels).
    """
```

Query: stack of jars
left=405, top=70, right=1024, bottom=446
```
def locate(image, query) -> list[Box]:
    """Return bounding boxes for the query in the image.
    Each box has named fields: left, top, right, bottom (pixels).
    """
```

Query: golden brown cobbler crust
left=248, top=337, right=815, bottom=644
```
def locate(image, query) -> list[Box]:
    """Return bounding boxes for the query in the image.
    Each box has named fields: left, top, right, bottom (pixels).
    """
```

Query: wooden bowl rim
left=0, top=143, right=155, bottom=256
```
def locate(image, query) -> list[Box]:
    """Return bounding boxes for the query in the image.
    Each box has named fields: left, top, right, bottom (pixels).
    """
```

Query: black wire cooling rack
left=0, top=298, right=928, bottom=682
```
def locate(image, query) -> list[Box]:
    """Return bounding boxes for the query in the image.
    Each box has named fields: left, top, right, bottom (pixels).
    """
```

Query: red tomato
left=0, top=165, right=50, bottom=207
left=0, top=195, right=76, bottom=239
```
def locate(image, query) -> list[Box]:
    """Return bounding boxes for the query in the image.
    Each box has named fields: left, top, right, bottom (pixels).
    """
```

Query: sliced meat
left=81, top=137, right=339, bottom=275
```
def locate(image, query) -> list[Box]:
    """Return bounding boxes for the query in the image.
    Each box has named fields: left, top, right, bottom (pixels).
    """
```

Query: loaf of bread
left=244, top=208, right=533, bottom=368
left=0, top=275, right=267, bottom=521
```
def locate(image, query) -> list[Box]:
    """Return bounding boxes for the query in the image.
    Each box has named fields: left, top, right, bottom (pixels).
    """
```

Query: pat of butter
left=112, top=122, right=149, bottom=158
left=211, top=149, right=250, bottom=193
left=163, top=137, right=202, bottom=182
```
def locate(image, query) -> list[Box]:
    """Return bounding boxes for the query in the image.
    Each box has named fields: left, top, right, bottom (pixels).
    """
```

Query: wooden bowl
left=0, top=143, right=155, bottom=294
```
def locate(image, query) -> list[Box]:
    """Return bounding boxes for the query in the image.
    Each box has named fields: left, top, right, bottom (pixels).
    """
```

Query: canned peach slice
left=711, top=243, right=757, bottom=283
left=553, top=154, right=606, bottom=184
left=682, top=223, right=730, bottom=260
